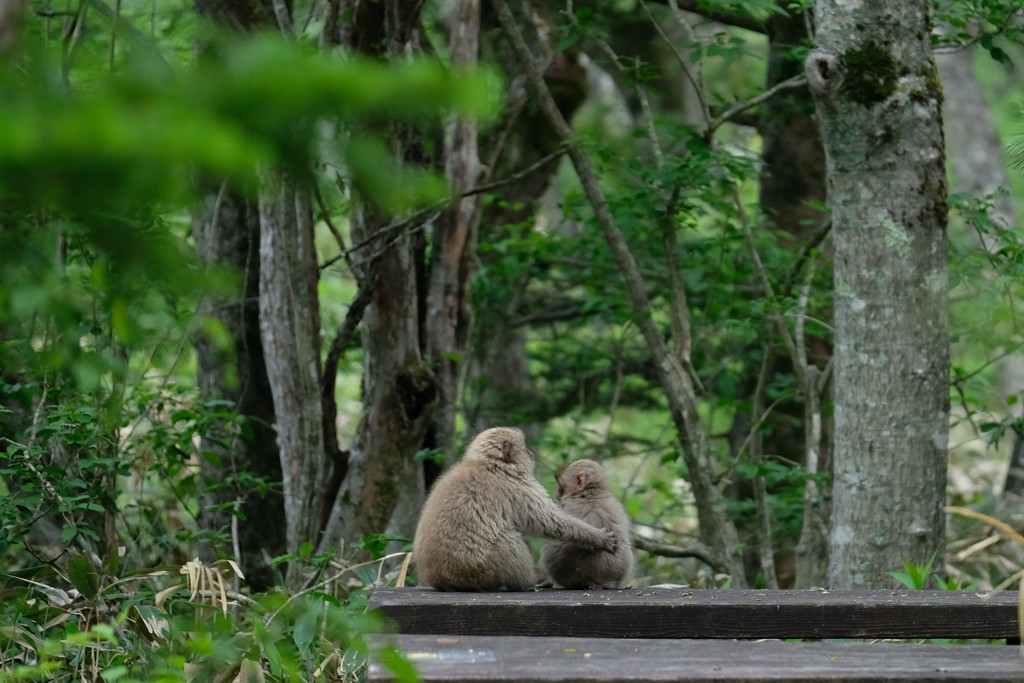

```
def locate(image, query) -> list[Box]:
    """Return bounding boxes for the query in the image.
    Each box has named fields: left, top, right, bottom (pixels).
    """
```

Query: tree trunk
left=258, top=173, right=328, bottom=587
left=193, top=184, right=285, bottom=592
left=759, top=13, right=827, bottom=245
left=318, top=200, right=438, bottom=552
left=425, top=0, right=481, bottom=458
left=191, top=0, right=283, bottom=592
left=0, top=0, right=26, bottom=56
left=806, top=0, right=949, bottom=588
left=317, top=0, right=439, bottom=555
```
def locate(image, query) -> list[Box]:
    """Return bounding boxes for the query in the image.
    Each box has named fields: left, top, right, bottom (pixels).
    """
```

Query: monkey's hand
left=600, top=528, right=618, bottom=554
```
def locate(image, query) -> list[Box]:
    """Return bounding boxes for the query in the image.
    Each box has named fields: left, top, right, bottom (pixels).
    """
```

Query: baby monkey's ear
left=576, top=470, right=588, bottom=490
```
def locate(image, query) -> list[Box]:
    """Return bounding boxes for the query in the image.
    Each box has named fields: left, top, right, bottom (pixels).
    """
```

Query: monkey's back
left=542, top=492, right=633, bottom=589
left=413, top=458, right=536, bottom=591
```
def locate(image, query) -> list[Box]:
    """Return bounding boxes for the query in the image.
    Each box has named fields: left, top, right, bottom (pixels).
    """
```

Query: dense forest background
left=3, top=0, right=1024, bottom=680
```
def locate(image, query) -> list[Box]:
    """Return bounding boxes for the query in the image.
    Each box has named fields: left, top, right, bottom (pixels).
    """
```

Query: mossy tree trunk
left=805, top=0, right=949, bottom=588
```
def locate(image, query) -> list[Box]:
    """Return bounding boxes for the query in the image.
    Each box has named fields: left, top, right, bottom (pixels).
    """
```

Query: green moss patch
left=840, top=41, right=899, bottom=105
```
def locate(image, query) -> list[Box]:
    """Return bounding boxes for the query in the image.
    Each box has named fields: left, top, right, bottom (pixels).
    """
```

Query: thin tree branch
left=315, top=185, right=364, bottom=285
left=569, top=2, right=666, bottom=167
left=642, top=0, right=710, bottom=125
left=661, top=186, right=704, bottom=394
left=750, top=347, right=779, bottom=588
left=84, top=0, right=173, bottom=78
left=463, top=148, right=565, bottom=198
left=780, top=217, right=832, bottom=299
left=630, top=533, right=727, bottom=573
left=644, top=0, right=765, bottom=33
left=732, top=184, right=802, bottom=382
left=706, top=74, right=807, bottom=136
left=952, top=339, right=1024, bottom=385
left=322, top=284, right=374, bottom=479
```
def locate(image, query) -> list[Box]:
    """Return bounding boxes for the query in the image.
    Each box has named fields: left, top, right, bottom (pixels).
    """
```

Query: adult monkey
left=414, top=427, right=617, bottom=591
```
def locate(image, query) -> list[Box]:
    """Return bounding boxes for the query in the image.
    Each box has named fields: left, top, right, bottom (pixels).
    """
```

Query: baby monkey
left=413, top=427, right=617, bottom=591
left=541, top=459, right=633, bottom=589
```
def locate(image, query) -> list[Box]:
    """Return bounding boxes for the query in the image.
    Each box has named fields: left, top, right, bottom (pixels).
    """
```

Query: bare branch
left=642, top=0, right=710, bottom=125
left=321, top=285, right=372, bottom=475
left=661, top=186, right=703, bottom=393
left=707, top=74, right=807, bottom=135
left=463, top=149, right=565, bottom=198
left=749, top=348, right=779, bottom=588
left=644, top=0, right=765, bottom=33
left=780, top=217, right=832, bottom=299
left=315, top=185, right=364, bottom=285
left=631, top=533, right=727, bottom=573
left=731, top=184, right=801, bottom=378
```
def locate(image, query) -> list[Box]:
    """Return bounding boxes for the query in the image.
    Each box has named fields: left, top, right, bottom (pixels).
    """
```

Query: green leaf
left=377, top=645, right=418, bottom=683
left=293, top=599, right=324, bottom=654
left=340, top=647, right=367, bottom=675
left=556, top=34, right=581, bottom=51
left=101, top=665, right=128, bottom=681
left=988, top=46, right=1011, bottom=65
left=67, top=552, right=101, bottom=599
left=888, top=570, right=917, bottom=590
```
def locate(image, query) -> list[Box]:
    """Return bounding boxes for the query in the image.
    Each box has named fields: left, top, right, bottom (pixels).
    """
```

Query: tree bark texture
left=806, top=0, right=950, bottom=588
left=491, top=0, right=747, bottom=584
left=318, top=201, right=438, bottom=552
left=192, top=0, right=283, bottom=591
left=257, top=173, right=328, bottom=586
left=193, top=185, right=285, bottom=591
left=0, top=0, right=26, bottom=56
left=318, top=0, right=438, bottom=554
left=426, top=0, right=481, bottom=458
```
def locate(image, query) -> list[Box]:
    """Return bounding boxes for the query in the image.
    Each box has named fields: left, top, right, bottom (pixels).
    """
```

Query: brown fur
left=413, top=428, right=617, bottom=591
left=541, top=459, right=633, bottom=589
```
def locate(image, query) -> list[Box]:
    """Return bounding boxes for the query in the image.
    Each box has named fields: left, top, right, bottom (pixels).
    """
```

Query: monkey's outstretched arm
left=517, top=483, right=617, bottom=552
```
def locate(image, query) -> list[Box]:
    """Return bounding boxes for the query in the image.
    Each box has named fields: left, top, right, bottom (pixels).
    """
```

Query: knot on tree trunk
left=396, top=364, right=439, bottom=425
left=805, top=50, right=840, bottom=96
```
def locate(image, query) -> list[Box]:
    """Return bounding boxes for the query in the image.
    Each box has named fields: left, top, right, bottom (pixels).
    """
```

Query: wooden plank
left=368, top=587, right=1020, bottom=640
left=366, top=634, right=1024, bottom=682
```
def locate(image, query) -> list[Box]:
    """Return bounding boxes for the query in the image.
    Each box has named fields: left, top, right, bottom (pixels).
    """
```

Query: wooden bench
left=365, top=587, right=1023, bottom=682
